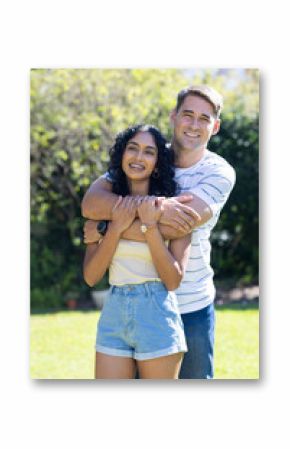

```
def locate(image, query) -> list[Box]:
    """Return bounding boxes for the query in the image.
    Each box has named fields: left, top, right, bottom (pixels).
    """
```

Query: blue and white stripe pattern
left=175, top=150, right=236, bottom=314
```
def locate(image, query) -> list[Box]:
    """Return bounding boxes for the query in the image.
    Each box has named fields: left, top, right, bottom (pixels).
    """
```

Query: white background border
left=0, top=1, right=287, bottom=448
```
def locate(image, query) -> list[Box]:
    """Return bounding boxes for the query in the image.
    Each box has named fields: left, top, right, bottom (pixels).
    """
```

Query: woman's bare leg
left=137, top=353, right=183, bottom=379
left=95, top=352, right=136, bottom=379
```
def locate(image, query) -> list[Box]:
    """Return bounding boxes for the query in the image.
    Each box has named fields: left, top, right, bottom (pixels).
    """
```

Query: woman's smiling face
left=122, top=131, right=158, bottom=181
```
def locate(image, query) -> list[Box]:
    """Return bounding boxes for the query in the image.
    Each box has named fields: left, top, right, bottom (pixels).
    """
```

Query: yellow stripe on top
left=109, top=239, right=162, bottom=286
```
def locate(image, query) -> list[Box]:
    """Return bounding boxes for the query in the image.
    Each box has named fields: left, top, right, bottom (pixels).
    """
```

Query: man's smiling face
left=171, top=94, right=220, bottom=153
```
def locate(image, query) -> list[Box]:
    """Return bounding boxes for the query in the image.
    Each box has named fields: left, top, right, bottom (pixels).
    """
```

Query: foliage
left=30, top=68, right=259, bottom=310
left=210, top=114, right=259, bottom=283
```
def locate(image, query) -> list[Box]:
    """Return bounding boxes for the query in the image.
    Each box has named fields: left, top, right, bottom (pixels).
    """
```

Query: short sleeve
left=100, top=171, right=113, bottom=183
left=188, top=165, right=236, bottom=215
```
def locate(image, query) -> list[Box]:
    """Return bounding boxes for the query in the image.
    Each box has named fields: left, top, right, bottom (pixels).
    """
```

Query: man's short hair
left=175, top=85, right=223, bottom=117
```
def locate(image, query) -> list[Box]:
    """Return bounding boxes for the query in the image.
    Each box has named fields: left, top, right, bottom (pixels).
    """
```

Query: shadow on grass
left=31, top=300, right=259, bottom=315
left=215, top=300, right=259, bottom=311
left=30, top=307, right=98, bottom=315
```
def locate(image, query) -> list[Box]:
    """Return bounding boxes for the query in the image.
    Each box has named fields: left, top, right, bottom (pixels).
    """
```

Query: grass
left=215, top=303, right=259, bottom=379
left=30, top=303, right=259, bottom=380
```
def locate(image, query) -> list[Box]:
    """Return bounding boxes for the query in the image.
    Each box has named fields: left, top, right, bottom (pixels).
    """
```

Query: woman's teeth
left=129, top=163, right=144, bottom=169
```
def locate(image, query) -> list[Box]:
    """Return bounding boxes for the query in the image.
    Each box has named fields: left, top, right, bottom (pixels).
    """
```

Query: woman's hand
left=110, top=196, right=137, bottom=233
left=83, top=220, right=102, bottom=244
left=137, top=196, right=163, bottom=225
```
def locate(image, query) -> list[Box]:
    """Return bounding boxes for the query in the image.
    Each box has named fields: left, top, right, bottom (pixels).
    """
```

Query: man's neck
left=174, top=146, right=207, bottom=168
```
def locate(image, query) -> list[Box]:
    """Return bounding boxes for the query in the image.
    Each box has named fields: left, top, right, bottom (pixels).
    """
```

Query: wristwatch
left=140, top=222, right=157, bottom=234
left=96, top=220, right=109, bottom=236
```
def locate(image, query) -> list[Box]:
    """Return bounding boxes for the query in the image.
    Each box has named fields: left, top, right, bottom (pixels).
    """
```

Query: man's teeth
left=185, top=132, right=200, bottom=137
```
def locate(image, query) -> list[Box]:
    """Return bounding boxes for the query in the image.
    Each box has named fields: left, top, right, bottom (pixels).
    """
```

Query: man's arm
left=83, top=198, right=212, bottom=244
left=124, top=194, right=212, bottom=241
left=159, top=195, right=212, bottom=234
left=82, top=178, right=212, bottom=242
left=81, top=177, right=201, bottom=227
left=81, top=177, right=118, bottom=220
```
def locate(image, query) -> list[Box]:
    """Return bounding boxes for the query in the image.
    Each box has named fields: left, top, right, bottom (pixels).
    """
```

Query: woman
left=83, top=124, right=191, bottom=379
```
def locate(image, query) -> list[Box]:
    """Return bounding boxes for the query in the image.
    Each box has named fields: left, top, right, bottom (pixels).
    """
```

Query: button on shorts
left=96, top=281, right=187, bottom=360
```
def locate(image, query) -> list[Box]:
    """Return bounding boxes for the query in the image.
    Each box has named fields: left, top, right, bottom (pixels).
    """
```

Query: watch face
left=97, top=221, right=108, bottom=236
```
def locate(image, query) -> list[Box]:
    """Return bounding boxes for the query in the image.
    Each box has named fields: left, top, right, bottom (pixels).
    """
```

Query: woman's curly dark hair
left=108, top=124, right=179, bottom=197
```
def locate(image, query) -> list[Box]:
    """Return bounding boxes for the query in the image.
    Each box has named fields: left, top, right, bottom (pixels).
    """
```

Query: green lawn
left=215, top=303, right=259, bottom=379
left=30, top=304, right=259, bottom=379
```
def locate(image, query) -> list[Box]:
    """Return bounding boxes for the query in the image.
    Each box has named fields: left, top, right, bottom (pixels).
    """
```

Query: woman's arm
left=83, top=196, right=136, bottom=286
left=83, top=217, right=191, bottom=245
left=144, top=228, right=191, bottom=291
left=138, top=197, right=191, bottom=291
left=83, top=225, right=122, bottom=287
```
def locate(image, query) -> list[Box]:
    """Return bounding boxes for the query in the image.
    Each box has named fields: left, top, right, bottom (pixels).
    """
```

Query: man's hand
left=159, top=194, right=201, bottom=232
left=83, top=220, right=102, bottom=244
left=138, top=196, right=163, bottom=225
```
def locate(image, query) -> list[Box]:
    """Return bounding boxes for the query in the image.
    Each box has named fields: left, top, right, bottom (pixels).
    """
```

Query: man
left=82, top=85, right=236, bottom=378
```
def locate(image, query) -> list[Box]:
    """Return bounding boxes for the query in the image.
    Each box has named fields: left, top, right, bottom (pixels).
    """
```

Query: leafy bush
left=210, top=115, right=259, bottom=284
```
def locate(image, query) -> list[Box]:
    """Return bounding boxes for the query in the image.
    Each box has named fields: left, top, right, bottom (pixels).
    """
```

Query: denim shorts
left=96, top=281, right=187, bottom=360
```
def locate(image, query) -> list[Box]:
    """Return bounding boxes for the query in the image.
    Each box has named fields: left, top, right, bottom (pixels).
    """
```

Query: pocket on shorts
left=151, top=289, right=179, bottom=318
